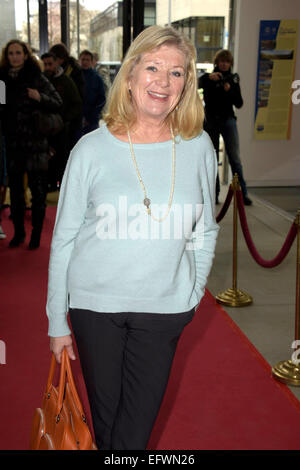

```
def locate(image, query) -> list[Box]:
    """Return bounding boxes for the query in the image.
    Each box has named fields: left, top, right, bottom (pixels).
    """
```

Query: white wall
left=234, top=0, right=300, bottom=186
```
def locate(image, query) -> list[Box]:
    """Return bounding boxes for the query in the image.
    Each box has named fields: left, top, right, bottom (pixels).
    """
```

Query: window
left=144, top=4, right=156, bottom=27
left=172, top=16, right=224, bottom=63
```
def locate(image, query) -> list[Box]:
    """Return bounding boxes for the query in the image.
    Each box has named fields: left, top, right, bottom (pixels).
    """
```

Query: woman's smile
left=147, top=90, right=169, bottom=100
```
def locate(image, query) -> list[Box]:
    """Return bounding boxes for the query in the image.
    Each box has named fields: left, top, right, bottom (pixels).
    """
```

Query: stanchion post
left=272, top=210, right=300, bottom=385
left=232, top=173, right=238, bottom=292
left=215, top=174, right=253, bottom=307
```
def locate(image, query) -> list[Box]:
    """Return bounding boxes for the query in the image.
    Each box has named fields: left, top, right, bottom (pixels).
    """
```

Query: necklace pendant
left=143, top=197, right=151, bottom=209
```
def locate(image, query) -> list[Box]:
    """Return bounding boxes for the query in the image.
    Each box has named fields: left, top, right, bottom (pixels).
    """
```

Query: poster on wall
left=254, top=19, right=298, bottom=140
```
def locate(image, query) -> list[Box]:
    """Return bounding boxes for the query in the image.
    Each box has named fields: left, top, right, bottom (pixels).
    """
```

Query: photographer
left=199, top=49, right=252, bottom=205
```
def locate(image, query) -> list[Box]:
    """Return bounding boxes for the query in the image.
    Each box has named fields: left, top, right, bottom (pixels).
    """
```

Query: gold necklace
left=127, top=127, right=176, bottom=223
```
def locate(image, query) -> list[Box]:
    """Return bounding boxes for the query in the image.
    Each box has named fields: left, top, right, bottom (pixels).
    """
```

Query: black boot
left=243, top=195, right=253, bottom=206
left=9, top=213, right=25, bottom=248
left=9, top=230, right=25, bottom=248
left=9, top=197, right=25, bottom=248
left=29, top=227, right=42, bottom=250
left=29, top=213, right=44, bottom=250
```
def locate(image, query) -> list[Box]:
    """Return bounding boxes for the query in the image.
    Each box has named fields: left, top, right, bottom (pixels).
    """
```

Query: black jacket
left=63, top=57, right=85, bottom=101
left=0, top=61, right=62, bottom=173
left=46, top=67, right=82, bottom=123
left=198, top=67, right=243, bottom=121
left=82, top=68, right=106, bottom=124
left=0, top=110, right=5, bottom=185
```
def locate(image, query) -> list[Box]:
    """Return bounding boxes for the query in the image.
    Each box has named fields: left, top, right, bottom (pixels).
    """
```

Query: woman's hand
left=50, top=335, right=76, bottom=364
left=27, top=88, right=41, bottom=102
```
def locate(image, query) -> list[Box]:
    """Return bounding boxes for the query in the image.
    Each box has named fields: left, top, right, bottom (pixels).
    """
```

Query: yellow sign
left=254, top=19, right=298, bottom=140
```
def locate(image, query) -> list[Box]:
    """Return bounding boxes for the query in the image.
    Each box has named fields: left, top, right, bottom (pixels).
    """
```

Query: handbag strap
left=56, top=349, right=67, bottom=420
left=63, top=349, right=86, bottom=420
left=46, top=353, right=58, bottom=395
left=45, top=349, right=86, bottom=421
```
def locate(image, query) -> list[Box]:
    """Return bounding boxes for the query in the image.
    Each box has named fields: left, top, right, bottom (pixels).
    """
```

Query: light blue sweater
left=46, top=124, right=219, bottom=337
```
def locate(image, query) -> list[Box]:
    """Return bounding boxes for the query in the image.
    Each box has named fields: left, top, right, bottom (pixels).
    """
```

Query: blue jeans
left=204, top=117, right=248, bottom=198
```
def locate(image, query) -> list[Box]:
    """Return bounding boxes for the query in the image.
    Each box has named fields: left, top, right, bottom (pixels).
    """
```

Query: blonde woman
left=47, top=25, right=219, bottom=450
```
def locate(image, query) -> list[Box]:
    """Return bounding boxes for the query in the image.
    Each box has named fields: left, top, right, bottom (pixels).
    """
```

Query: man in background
left=49, top=43, right=85, bottom=149
left=42, top=52, right=82, bottom=190
left=79, top=50, right=106, bottom=135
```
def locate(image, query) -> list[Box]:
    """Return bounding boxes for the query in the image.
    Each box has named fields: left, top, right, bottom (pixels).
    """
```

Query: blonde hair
left=103, top=25, right=204, bottom=139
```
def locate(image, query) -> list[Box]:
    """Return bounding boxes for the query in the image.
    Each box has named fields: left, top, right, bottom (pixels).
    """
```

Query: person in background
left=49, top=43, right=85, bottom=150
left=0, top=39, right=62, bottom=249
left=0, top=108, right=7, bottom=240
left=41, top=52, right=82, bottom=190
left=93, top=52, right=112, bottom=98
left=47, top=25, right=219, bottom=450
left=198, top=49, right=252, bottom=205
left=79, top=50, right=106, bottom=135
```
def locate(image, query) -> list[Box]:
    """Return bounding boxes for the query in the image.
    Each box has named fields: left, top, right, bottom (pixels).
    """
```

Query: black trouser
left=8, top=169, right=48, bottom=236
left=69, top=307, right=195, bottom=450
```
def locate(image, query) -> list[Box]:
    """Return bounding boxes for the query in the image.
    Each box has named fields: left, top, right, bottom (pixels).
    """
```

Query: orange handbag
left=29, top=348, right=97, bottom=450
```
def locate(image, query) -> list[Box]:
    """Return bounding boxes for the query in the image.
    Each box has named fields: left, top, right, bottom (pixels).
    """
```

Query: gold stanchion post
left=272, top=209, right=300, bottom=385
left=216, top=174, right=253, bottom=307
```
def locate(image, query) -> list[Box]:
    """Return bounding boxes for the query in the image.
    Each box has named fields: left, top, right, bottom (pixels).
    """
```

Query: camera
left=216, top=72, right=240, bottom=89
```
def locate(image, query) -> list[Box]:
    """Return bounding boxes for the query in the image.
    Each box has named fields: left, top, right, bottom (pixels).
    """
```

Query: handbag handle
left=46, top=348, right=86, bottom=422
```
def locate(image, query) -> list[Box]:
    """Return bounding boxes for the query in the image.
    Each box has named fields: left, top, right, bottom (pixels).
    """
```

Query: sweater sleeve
left=192, top=133, right=220, bottom=303
left=46, top=141, right=90, bottom=337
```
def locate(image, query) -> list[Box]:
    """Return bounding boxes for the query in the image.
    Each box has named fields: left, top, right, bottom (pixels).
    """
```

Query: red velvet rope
left=216, top=186, right=234, bottom=223
left=236, top=189, right=297, bottom=268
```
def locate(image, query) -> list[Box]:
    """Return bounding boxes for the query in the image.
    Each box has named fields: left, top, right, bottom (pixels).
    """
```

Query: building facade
left=89, top=1, right=156, bottom=62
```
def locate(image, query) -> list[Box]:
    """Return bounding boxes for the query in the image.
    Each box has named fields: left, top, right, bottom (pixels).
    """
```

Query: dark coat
left=62, top=57, right=85, bottom=148
left=63, top=57, right=85, bottom=100
left=82, top=68, right=106, bottom=125
left=0, top=61, right=62, bottom=173
left=47, top=69, right=82, bottom=123
left=198, top=67, right=243, bottom=122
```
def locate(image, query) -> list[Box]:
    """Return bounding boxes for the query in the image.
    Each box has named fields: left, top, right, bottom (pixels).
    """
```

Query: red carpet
left=1, top=206, right=300, bottom=450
